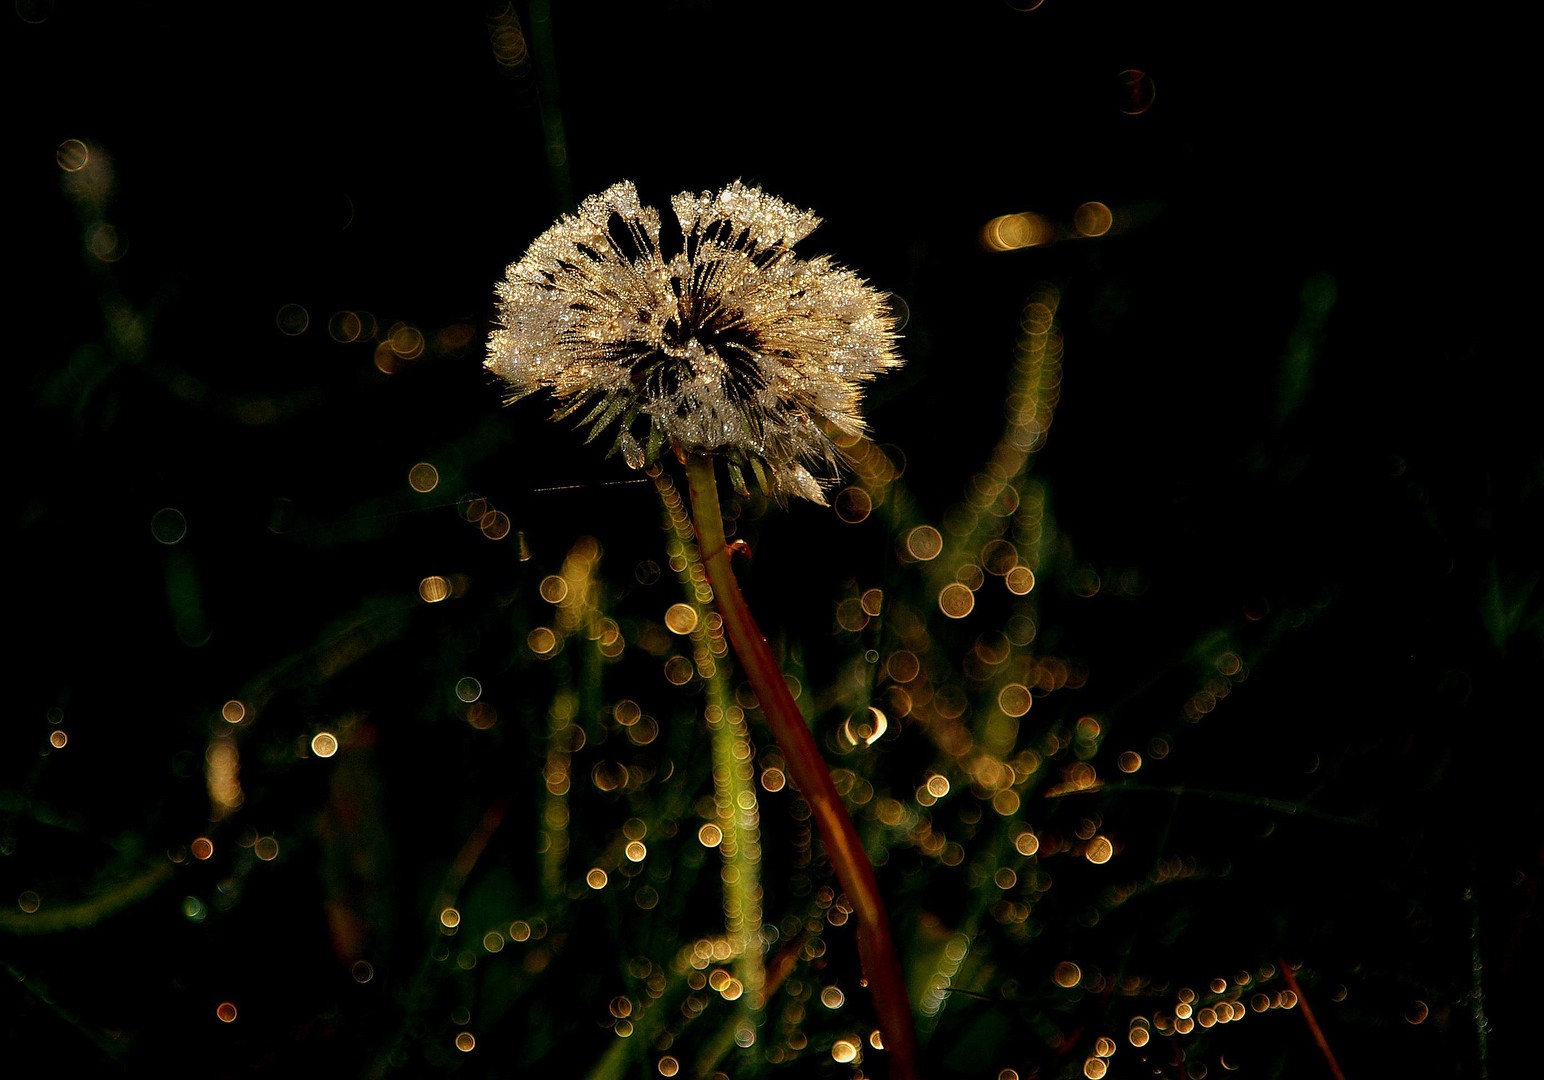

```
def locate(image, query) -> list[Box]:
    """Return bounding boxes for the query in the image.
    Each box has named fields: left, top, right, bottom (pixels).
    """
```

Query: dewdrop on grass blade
left=486, top=180, right=903, bottom=503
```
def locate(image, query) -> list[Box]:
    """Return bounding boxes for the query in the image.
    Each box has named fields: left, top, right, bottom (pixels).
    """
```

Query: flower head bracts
left=488, top=181, right=902, bottom=503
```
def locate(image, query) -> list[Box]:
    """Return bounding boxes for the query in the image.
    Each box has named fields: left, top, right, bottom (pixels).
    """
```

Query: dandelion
left=487, top=180, right=902, bottom=503
left=487, top=182, right=918, bottom=1079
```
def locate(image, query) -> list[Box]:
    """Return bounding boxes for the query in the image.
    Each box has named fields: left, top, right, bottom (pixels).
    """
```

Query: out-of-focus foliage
left=7, top=4, right=1536, bottom=1079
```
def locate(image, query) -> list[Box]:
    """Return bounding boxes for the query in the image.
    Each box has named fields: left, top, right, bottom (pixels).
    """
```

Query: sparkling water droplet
left=618, top=431, right=645, bottom=469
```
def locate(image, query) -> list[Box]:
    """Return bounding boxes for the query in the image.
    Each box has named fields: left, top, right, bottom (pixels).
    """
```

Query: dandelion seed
left=487, top=181, right=902, bottom=503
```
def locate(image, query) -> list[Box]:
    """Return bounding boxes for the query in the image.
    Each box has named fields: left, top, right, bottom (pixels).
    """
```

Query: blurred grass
left=7, top=7, right=1537, bottom=1078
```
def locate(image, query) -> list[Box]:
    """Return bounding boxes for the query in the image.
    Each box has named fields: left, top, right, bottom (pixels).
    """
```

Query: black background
left=8, top=2, right=1537, bottom=1078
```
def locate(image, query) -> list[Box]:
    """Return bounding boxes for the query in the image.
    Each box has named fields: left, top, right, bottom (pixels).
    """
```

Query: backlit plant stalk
left=489, top=180, right=913, bottom=1074
left=685, top=452, right=918, bottom=1080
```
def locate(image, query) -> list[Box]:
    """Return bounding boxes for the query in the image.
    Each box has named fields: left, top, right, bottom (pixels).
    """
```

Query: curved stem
left=685, top=453, right=918, bottom=1080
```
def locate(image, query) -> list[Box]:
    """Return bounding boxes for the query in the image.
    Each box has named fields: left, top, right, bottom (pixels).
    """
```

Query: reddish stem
left=686, top=454, right=919, bottom=1080
left=1279, top=957, right=1349, bottom=1080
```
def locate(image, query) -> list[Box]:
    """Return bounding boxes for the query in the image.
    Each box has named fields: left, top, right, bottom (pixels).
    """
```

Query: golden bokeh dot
left=627, top=716, right=657, bottom=745
left=835, top=597, right=870, bottom=632
left=57, top=139, right=90, bottom=171
left=327, top=310, right=363, bottom=342
left=994, top=867, right=1018, bottom=890
left=698, top=823, right=723, bottom=848
left=586, top=868, right=609, bottom=890
left=374, top=342, right=400, bottom=374
left=1129, top=1025, right=1150, bottom=1047
left=1084, top=1057, right=1108, bottom=1079
left=191, top=837, right=214, bottom=860
left=658, top=1056, right=681, bottom=1077
left=17, top=890, right=41, bottom=914
left=483, top=931, right=505, bottom=953
left=906, top=525, right=944, bottom=561
left=938, top=583, right=975, bottom=618
left=408, top=462, right=439, bottom=493
left=820, top=986, right=846, bottom=1009
left=528, top=627, right=557, bottom=655
left=664, top=603, right=699, bottom=635
left=1053, top=961, right=1082, bottom=988
left=1117, top=750, right=1142, bottom=773
left=625, top=841, right=647, bottom=862
left=832, top=1038, right=860, bottom=1064
left=389, top=323, right=425, bottom=360
left=466, top=702, right=498, bottom=730
left=222, top=700, right=246, bottom=724
left=419, top=575, right=451, bottom=603
left=311, top=732, right=339, bottom=758
left=860, top=588, right=884, bottom=617
left=998, top=683, right=1033, bottom=717
left=761, top=767, right=786, bottom=792
left=886, top=650, right=921, bottom=683
left=1074, top=202, right=1114, bottom=237
left=276, top=304, right=310, bottom=336
left=1406, top=1000, right=1428, bottom=1024
left=88, top=224, right=125, bottom=262
left=1000, top=1071, right=1020, bottom=1080
left=926, top=774, right=951, bottom=798
left=352, top=961, right=374, bottom=983
left=1005, top=565, right=1036, bottom=595
left=980, top=539, right=1019, bottom=575
left=1014, top=830, right=1040, bottom=856
left=509, top=921, right=532, bottom=942
left=455, top=1032, right=476, bottom=1052
left=480, top=511, right=512, bottom=540
left=49, top=730, right=68, bottom=749
left=983, top=212, right=1049, bottom=251
left=539, top=575, right=569, bottom=604
left=456, top=677, right=482, bottom=703
left=834, top=486, right=872, bottom=524
left=663, top=655, right=695, bottom=685
left=440, top=907, right=461, bottom=929
left=216, top=1002, right=238, bottom=1023
left=254, top=836, right=280, bottom=861
left=992, top=789, right=1021, bottom=816
left=591, top=761, right=628, bottom=792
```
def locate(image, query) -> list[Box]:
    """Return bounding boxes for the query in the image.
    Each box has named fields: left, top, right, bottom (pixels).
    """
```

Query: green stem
left=685, top=454, right=918, bottom=1080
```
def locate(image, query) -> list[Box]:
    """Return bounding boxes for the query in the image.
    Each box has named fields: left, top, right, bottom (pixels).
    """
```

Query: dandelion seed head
left=488, top=180, right=903, bottom=502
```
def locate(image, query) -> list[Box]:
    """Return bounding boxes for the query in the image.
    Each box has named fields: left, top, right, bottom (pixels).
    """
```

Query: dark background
left=7, top=2, right=1537, bottom=1078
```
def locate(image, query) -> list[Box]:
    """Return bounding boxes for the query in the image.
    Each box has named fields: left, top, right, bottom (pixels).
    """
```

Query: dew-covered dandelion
left=487, top=180, right=903, bottom=503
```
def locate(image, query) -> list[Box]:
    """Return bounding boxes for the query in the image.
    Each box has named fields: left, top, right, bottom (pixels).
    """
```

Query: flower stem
left=685, top=453, right=918, bottom=1080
